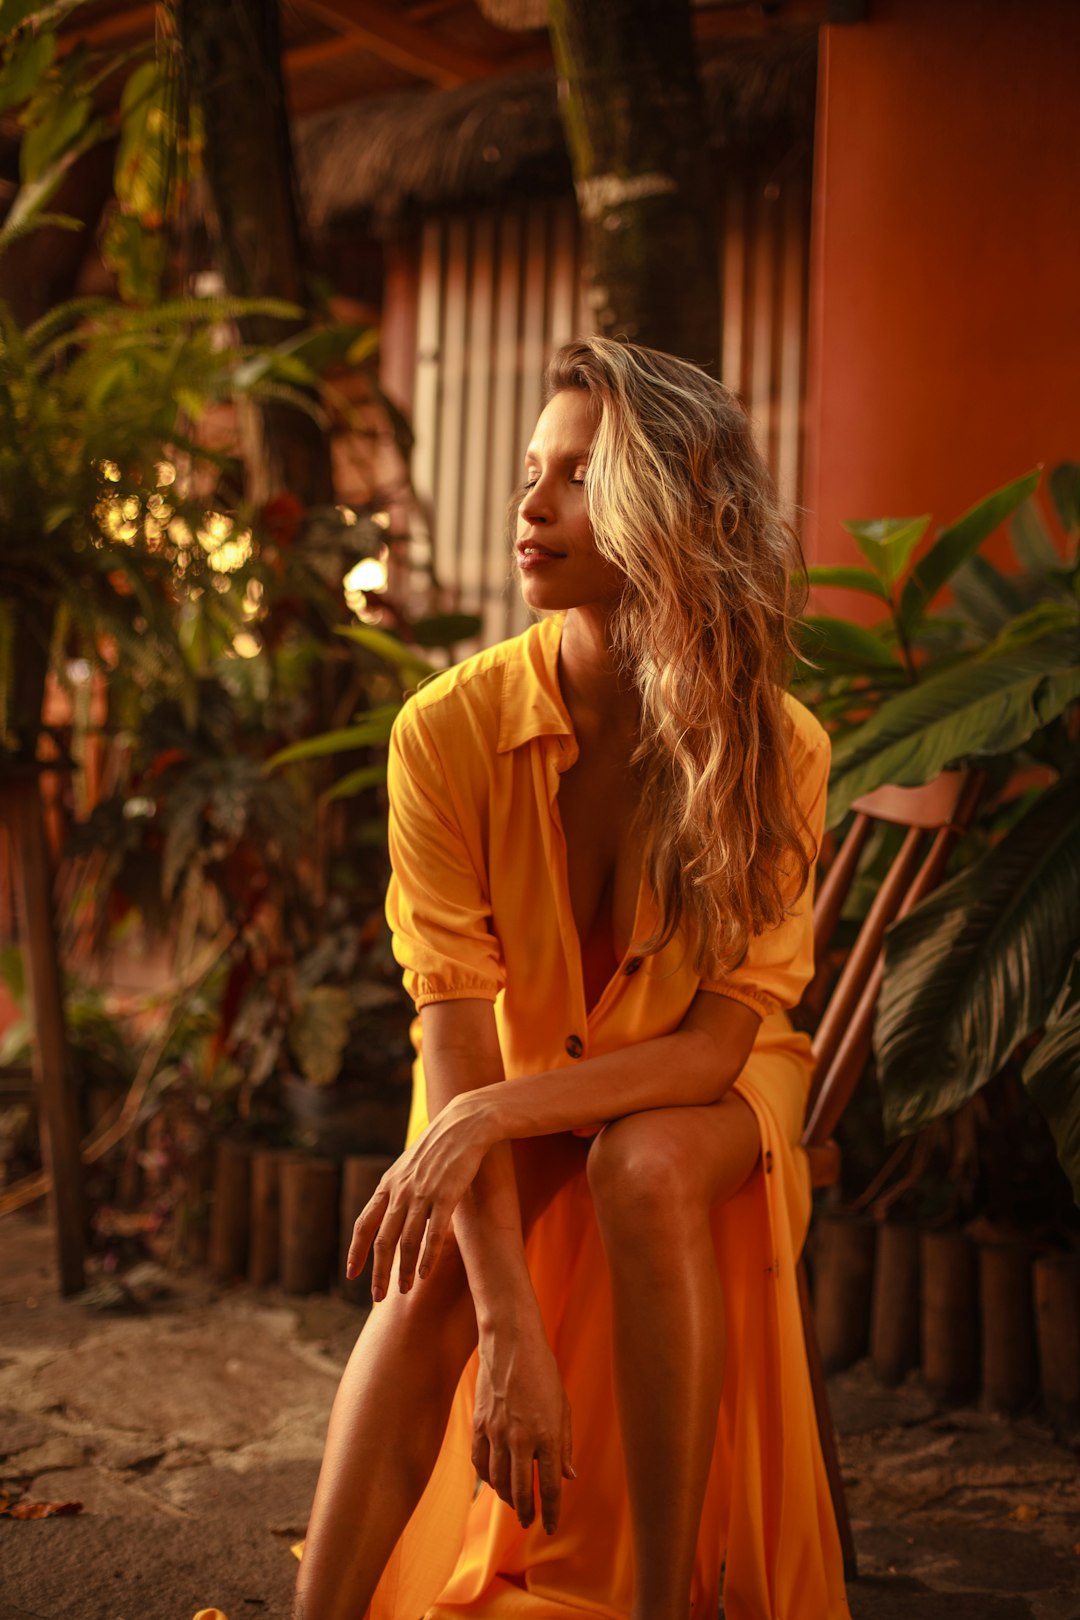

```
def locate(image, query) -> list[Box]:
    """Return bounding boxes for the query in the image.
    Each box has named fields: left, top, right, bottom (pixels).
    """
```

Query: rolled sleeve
left=700, top=731, right=831, bottom=1017
left=385, top=704, right=505, bottom=1010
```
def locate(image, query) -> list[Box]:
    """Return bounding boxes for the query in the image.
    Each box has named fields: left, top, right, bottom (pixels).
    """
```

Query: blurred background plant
left=0, top=2, right=480, bottom=1258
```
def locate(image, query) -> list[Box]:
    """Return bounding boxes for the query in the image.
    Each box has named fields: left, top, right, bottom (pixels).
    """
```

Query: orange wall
left=804, top=0, right=1080, bottom=615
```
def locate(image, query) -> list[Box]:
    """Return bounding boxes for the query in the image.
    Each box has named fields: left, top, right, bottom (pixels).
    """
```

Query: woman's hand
left=345, top=1092, right=497, bottom=1299
left=473, top=1315, right=575, bottom=1535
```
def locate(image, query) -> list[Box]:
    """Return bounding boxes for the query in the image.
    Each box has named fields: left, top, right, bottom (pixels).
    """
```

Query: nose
left=519, top=478, right=551, bottom=527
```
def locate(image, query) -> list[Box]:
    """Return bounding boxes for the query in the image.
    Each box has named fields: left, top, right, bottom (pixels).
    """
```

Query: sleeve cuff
left=410, top=983, right=501, bottom=1011
left=698, top=982, right=779, bottom=1021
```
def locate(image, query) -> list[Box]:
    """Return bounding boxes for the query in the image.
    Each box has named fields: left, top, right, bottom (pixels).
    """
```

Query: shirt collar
left=497, top=613, right=575, bottom=753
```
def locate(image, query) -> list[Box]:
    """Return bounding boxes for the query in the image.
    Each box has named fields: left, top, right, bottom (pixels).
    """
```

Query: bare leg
left=295, top=1133, right=586, bottom=1620
left=587, top=1094, right=761, bottom=1620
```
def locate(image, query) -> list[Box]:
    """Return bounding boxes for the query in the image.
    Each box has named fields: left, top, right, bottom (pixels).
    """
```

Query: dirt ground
left=1, top=1210, right=1078, bottom=1620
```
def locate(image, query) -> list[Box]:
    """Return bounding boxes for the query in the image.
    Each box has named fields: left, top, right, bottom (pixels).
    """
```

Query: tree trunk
left=178, top=0, right=334, bottom=504
left=547, top=0, right=719, bottom=370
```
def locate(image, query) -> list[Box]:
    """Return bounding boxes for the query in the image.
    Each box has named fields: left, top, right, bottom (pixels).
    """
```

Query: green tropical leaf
left=899, top=468, right=1040, bottom=633
left=1022, top=953, right=1080, bottom=1208
left=20, top=90, right=92, bottom=182
left=335, top=623, right=435, bottom=678
left=320, top=762, right=388, bottom=804
left=826, top=628, right=1080, bottom=827
left=263, top=708, right=399, bottom=770
left=797, top=615, right=901, bottom=674
left=843, top=514, right=930, bottom=586
left=803, top=565, right=893, bottom=603
left=1010, top=498, right=1068, bottom=576
left=980, top=600, right=1080, bottom=655
left=1048, top=461, right=1080, bottom=536
left=0, top=28, right=54, bottom=113
left=875, top=773, right=1080, bottom=1142
left=950, top=553, right=1027, bottom=636
left=411, top=612, right=483, bottom=648
left=0, top=0, right=47, bottom=32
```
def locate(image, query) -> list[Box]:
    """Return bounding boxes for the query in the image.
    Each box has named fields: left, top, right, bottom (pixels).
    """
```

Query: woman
left=295, top=339, right=851, bottom=1620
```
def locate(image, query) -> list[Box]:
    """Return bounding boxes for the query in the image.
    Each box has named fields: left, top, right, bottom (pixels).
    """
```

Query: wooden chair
left=796, top=767, right=987, bottom=1579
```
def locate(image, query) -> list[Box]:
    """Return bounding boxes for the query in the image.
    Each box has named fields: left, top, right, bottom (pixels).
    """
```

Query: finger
left=417, top=1204, right=452, bottom=1281
left=510, top=1447, right=535, bottom=1530
left=345, top=1189, right=389, bottom=1279
left=369, top=1201, right=408, bottom=1302
left=537, top=1443, right=562, bottom=1536
left=471, top=1431, right=492, bottom=1488
left=397, top=1206, right=431, bottom=1293
left=490, top=1438, right=512, bottom=1508
left=562, top=1411, right=576, bottom=1481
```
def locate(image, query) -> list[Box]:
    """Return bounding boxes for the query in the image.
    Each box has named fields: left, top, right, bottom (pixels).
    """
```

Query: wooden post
left=280, top=1156, right=339, bottom=1294
left=209, top=1139, right=253, bottom=1282
left=340, top=1154, right=393, bottom=1306
left=979, top=1239, right=1037, bottom=1413
left=1034, top=1252, right=1080, bottom=1421
left=870, top=1221, right=921, bottom=1386
left=248, top=1147, right=292, bottom=1286
left=921, top=1228, right=980, bottom=1401
left=7, top=769, right=85, bottom=1295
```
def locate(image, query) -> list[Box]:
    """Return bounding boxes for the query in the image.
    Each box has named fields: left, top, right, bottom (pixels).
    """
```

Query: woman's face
left=514, top=389, right=623, bottom=615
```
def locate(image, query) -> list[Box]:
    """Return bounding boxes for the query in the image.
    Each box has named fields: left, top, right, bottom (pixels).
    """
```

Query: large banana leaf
left=1022, top=953, right=1080, bottom=1207
left=875, top=773, right=1080, bottom=1144
left=898, top=468, right=1040, bottom=633
left=825, top=626, right=1080, bottom=827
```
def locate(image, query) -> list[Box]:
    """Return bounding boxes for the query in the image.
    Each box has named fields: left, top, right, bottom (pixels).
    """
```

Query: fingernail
left=372, top=1285, right=384, bottom=1302
left=419, top=1263, right=430, bottom=1279
left=567, top=1464, right=578, bottom=1479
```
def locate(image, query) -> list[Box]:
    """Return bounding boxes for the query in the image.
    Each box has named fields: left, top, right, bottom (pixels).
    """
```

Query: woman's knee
left=586, top=1111, right=702, bottom=1232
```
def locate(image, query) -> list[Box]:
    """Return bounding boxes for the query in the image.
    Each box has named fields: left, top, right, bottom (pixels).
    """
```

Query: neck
left=558, top=606, right=639, bottom=738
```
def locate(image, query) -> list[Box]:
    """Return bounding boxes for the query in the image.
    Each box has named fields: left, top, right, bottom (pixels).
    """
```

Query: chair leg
left=796, top=1254, right=858, bottom=1581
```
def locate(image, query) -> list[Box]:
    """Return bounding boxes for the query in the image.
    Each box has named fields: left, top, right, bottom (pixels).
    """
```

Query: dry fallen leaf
left=2, top=1499, right=83, bottom=1520
left=291, top=1540, right=305, bottom=1561
left=1009, top=1504, right=1041, bottom=1524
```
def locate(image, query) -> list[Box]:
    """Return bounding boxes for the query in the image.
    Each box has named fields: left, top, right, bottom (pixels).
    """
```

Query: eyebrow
left=523, top=447, right=592, bottom=465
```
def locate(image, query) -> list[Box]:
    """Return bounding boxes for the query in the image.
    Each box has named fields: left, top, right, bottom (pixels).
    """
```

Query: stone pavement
left=1, top=1211, right=1078, bottom=1620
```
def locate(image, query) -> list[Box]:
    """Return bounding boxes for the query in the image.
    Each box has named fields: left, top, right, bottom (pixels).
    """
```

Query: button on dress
left=372, top=612, right=851, bottom=1620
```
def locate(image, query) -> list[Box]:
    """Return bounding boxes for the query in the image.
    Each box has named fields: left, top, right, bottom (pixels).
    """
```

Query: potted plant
left=795, top=461, right=1080, bottom=1409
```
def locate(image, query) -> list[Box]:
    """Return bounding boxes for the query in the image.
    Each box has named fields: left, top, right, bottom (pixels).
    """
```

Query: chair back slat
left=809, top=824, right=925, bottom=1087
left=812, top=811, right=872, bottom=961
left=801, top=768, right=985, bottom=1149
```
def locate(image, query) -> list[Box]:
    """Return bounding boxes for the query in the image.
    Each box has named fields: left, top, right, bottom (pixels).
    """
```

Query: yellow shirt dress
left=371, top=612, right=852, bottom=1620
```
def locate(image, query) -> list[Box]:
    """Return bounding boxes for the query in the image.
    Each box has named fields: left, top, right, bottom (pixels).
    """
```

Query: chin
left=518, top=572, right=579, bottom=614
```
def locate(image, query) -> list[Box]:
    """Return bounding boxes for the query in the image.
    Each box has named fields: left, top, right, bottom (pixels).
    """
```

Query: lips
left=514, top=541, right=566, bottom=567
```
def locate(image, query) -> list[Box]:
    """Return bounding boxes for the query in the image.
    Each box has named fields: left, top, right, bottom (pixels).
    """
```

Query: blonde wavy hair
left=542, top=336, right=814, bottom=973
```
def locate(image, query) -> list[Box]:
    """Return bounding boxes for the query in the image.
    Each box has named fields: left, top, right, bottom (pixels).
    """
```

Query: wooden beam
left=296, top=0, right=506, bottom=87
left=8, top=771, right=85, bottom=1297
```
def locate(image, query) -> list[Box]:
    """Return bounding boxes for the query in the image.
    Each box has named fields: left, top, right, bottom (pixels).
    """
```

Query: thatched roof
left=296, top=36, right=816, bottom=231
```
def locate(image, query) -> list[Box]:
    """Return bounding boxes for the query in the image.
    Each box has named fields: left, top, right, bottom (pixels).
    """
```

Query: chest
left=556, top=744, right=643, bottom=962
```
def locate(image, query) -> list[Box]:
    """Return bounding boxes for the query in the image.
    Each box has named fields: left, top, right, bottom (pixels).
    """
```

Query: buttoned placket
left=534, top=730, right=651, bottom=1062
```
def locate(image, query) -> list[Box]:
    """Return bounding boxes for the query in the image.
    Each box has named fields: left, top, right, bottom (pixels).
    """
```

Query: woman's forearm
left=451, top=1145, right=543, bottom=1335
left=420, top=1003, right=542, bottom=1335
left=470, top=1011, right=758, bottom=1148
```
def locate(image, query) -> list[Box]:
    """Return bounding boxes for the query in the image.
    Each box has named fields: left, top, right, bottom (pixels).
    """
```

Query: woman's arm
left=348, top=989, right=760, bottom=1294
left=347, top=998, right=573, bottom=1534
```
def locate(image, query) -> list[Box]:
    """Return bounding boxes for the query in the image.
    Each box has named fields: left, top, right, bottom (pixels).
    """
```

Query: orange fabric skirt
left=367, top=1021, right=851, bottom=1620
